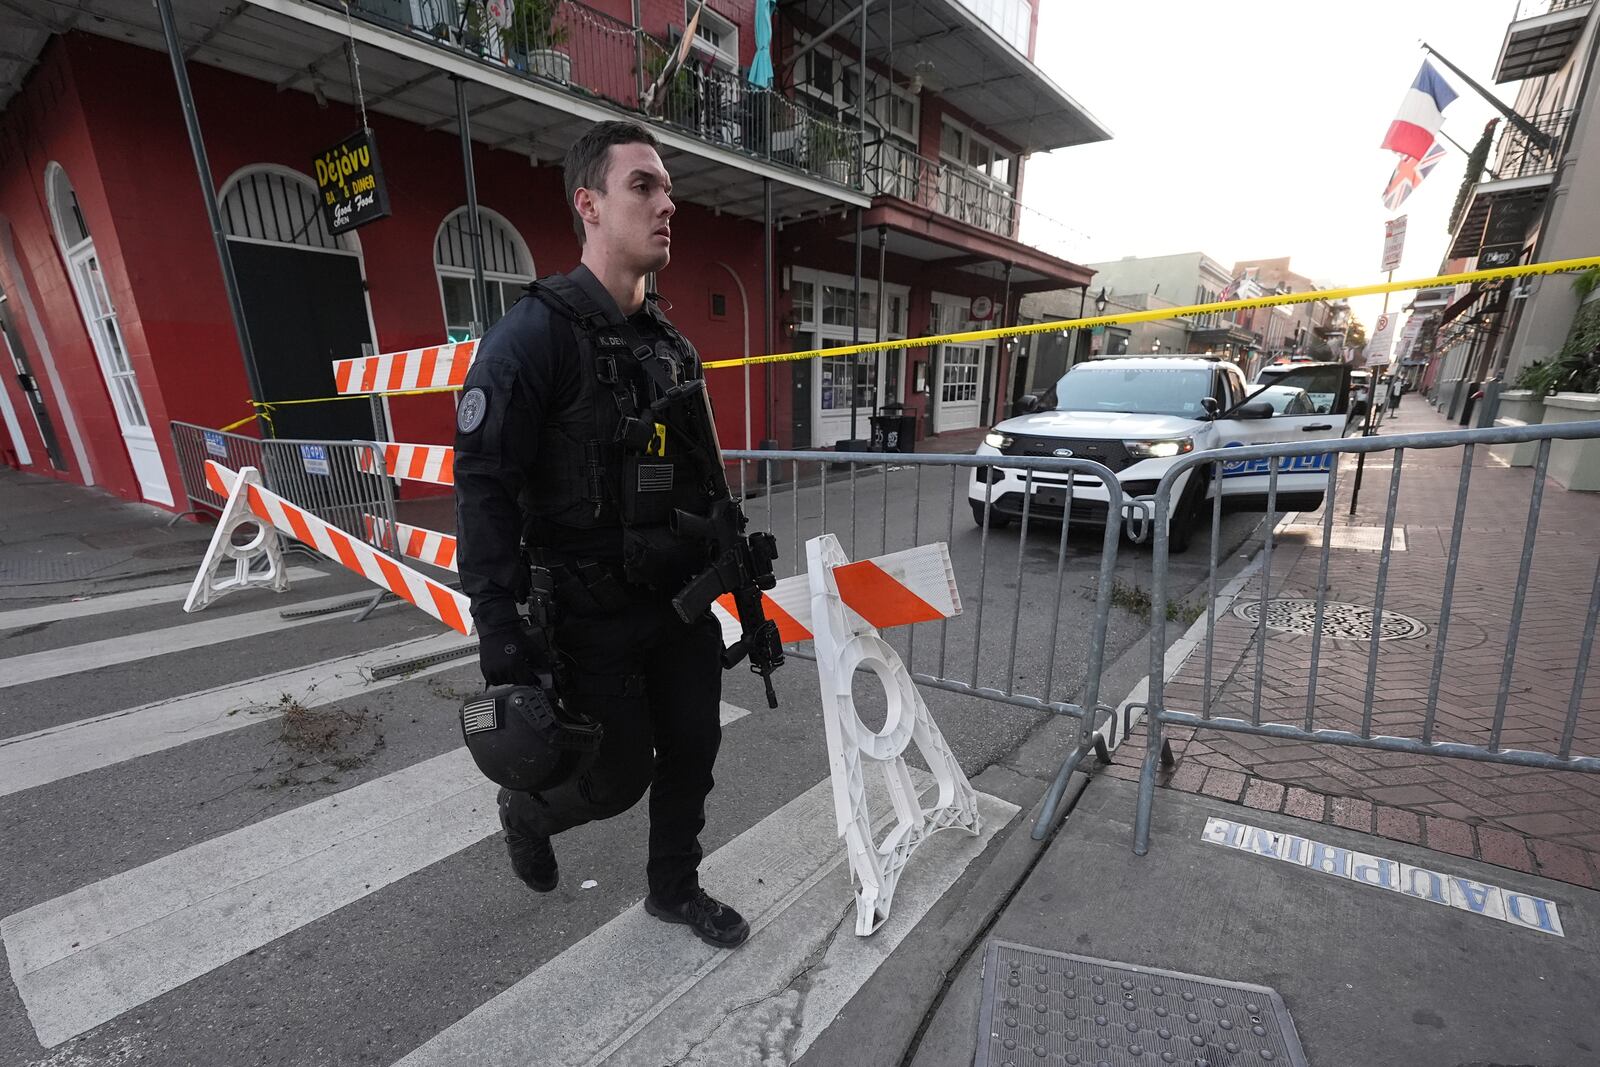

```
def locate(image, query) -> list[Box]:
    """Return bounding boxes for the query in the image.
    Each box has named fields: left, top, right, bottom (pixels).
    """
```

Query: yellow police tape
left=216, top=385, right=465, bottom=432
left=211, top=253, right=1600, bottom=428
left=700, top=254, right=1600, bottom=370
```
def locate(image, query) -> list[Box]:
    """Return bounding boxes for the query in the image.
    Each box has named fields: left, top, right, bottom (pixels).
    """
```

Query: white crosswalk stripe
left=0, top=566, right=327, bottom=629
left=0, top=585, right=1013, bottom=1064
left=0, top=632, right=472, bottom=797
left=4, top=704, right=752, bottom=1048
left=396, top=778, right=1014, bottom=1067
left=0, top=591, right=401, bottom=689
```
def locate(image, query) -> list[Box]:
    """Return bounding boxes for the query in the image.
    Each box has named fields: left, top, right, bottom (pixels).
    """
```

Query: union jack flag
left=1383, top=140, right=1447, bottom=212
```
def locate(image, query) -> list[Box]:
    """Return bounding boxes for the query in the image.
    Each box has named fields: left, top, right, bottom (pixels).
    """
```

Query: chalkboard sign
left=314, top=129, right=391, bottom=235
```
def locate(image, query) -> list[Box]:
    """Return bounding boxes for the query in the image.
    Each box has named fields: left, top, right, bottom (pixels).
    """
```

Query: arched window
left=435, top=207, right=535, bottom=340
left=219, top=166, right=353, bottom=251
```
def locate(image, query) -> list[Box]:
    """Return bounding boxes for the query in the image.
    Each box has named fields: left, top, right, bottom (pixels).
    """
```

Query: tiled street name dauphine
left=1202, top=817, right=1564, bottom=937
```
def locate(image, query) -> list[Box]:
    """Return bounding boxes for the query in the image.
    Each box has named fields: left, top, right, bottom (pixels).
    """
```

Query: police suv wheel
left=970, top=500, right=1011, bottom=529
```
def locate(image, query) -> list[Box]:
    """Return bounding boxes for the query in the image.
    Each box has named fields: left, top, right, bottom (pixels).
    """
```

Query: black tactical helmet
left=459, top=685, right=604, bottom=792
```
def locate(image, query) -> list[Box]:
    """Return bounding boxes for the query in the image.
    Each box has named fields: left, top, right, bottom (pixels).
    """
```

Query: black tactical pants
left=501, top=586, right=724, bottom=906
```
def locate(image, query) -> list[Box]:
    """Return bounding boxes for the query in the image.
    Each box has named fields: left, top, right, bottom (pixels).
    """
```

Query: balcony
left=1494, top=0, right=1594, bottom=82
left=341, top=0, right=863, bottom=200
left=1449, top=110, right=1571, bottom=258
left=783, top=0, right=1110, bottom=154
left=862, top=140, right=1091, bottom=264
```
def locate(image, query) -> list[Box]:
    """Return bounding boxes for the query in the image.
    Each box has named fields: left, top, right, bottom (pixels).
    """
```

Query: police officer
left=454, top=120, right=748, bottom=949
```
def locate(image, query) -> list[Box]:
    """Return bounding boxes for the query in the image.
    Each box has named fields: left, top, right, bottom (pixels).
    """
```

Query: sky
left=1023, top=0, right=1525, bottom=332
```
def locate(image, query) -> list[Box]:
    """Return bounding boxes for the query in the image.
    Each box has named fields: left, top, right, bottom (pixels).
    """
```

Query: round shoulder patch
left=458, top=387, right=488, bottom=433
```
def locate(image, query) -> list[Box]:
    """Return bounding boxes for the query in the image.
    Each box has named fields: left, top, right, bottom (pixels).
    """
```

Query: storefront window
left=819, top=342, right=876, bottom=412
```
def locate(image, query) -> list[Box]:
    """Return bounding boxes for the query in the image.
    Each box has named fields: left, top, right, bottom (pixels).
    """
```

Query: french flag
left=1382, top=62, right=1458, bottom=159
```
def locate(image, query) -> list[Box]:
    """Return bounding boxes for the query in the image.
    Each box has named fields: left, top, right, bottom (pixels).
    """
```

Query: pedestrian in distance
left=453, top=120, right=780, bottom=950
left=1387, top=373, right=1403, bottom=414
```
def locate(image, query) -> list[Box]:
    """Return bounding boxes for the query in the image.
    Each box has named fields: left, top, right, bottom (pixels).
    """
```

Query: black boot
left=497, top=788, right=558, bottom=893
left=645, top=887, right=749, bottom=948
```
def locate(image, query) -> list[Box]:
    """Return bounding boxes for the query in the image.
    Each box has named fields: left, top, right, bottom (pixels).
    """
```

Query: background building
left=1432, top=0, right=1599, bottom=423
left=0, top=0, right=1111, bottom=506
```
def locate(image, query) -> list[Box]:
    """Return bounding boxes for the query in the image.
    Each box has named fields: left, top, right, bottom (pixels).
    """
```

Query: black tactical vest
left=522, top=274, right=713, bottom=586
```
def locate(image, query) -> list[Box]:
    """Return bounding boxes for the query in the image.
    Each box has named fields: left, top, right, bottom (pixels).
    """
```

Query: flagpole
left=1349, top=269, right=1392, bottom=516
left=1419, top=42, right=1555, bottom=152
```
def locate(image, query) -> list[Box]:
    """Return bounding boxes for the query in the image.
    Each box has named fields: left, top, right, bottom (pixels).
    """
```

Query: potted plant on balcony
left=502, top=0, right=570, bottom=83
left=812, top=121, right=855, bottom=186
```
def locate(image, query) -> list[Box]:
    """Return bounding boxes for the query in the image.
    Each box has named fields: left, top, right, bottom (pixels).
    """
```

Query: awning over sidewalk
left=800, top=198, right=1094, bottom=293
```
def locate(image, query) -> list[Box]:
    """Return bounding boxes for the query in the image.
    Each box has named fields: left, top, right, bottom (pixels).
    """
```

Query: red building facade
left=0, top=0, right=1106, bottom=509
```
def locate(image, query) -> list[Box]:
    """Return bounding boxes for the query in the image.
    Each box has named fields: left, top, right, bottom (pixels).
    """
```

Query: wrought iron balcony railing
left=1512, top=0, right=1592, bottom=19
left=862, top=139, right=1092, bottom=263
left=343, top=0, right=862, bottom=189
left=1492, top=109, right=1572, bottom=179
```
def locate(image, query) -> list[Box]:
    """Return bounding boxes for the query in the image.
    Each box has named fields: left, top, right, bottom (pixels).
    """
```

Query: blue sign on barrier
left=300, top=444, right=330, bottom=476
left=203, top=430, right=226, bottom=458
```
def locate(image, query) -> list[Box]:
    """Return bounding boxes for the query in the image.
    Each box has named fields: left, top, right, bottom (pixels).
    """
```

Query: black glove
left=477, top=623, right=552, bottom=686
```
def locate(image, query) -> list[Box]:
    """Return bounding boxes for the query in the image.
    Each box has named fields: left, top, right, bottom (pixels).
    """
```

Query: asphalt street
left=0, top=466, right=1268, bottom=1067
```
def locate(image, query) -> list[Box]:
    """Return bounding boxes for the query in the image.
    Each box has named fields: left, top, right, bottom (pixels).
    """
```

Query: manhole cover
left=975, top=941, right=1308, bottom=1067
left=1232, top=598, right=1429, bottom=641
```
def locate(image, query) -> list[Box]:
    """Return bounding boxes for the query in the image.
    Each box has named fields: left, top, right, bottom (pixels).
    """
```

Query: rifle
left=629, top=353, right=785, bottom=709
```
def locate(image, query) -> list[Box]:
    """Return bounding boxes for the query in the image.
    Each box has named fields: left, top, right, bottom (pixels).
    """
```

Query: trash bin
left=870, top=406, right=917, bottom=453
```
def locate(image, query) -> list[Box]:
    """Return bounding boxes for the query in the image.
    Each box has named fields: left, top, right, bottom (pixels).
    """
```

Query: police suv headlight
left=983, top=431, right=1013, bottom=450
left=1124, top=437, right=1195, bottom=459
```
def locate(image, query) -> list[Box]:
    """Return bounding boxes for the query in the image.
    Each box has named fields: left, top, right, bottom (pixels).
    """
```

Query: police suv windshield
left=1053, top=365, right=1212, bottom=418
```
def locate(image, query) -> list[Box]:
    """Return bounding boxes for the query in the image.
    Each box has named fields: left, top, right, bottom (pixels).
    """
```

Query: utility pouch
left=622, top=525, right=708, bottom=588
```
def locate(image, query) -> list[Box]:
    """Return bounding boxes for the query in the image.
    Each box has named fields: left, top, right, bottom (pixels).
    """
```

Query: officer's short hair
left=564, top=121, right=661, bottom=244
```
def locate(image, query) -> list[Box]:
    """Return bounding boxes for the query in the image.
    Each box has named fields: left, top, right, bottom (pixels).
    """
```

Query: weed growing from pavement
left=1108, top=577, right=1206, bottom=626
left=258, top=694, right=385, bottom=790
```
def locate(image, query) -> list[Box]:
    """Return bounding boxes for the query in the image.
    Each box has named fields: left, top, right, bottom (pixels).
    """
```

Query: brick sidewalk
left=1111, top=402, right=1600, bottom=888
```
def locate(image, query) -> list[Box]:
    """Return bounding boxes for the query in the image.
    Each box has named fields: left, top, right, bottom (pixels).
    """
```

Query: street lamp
left=1093, top=286, right=1108, bottom=316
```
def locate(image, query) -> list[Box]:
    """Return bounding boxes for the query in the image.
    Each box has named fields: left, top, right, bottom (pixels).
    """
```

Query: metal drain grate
left=1232, top=598, right=1429, bottom=641
left=975, top=941, right=1308, bottom=1067
left=367, top=643, right=477, bottom=680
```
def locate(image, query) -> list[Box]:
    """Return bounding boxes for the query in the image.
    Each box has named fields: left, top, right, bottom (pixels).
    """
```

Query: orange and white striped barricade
left=190, top=461, right=474, bottom=636
left=358, top=442, right=455, bottom=486
left=707, top=541, right=961, bottom=648
left=183, top=465, right=290, bottom=613
left=332, top=339, right=478, bottom=395
left=719, top=536, right=978, bottom=935
left=363, top=514, right=459, bottom=573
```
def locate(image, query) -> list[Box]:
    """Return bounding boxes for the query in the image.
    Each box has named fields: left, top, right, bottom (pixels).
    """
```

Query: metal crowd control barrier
left=1131, top=419, right=1600, bottom=855
left=724, top=448, right=1129, bottom=837
left=171, top=421, right=405, bottom=620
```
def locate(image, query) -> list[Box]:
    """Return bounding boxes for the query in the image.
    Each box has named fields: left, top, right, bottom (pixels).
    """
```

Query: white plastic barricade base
left=806, top=534, right=981, bottom=936
left=193, top=462, right=474, bottom=635
left=183, top=466, right=290, bottom=613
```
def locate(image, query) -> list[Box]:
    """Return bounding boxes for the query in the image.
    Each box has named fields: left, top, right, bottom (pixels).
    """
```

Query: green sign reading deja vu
left=314, top=129, right=391, bottom=236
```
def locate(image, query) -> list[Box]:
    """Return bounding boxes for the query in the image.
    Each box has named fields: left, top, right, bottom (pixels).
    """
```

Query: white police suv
left=971, top=356, right=1351, bottom=551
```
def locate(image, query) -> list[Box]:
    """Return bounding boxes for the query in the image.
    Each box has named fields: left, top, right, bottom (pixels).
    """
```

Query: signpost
left=1365, top=312, right=1395, bottom=368
left=313, top=129, right=391, bottom=236
left=1382, top=216, right=1408, bottom=272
